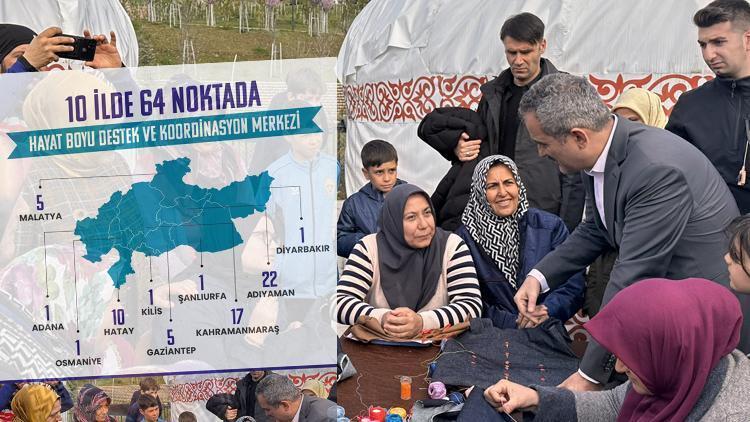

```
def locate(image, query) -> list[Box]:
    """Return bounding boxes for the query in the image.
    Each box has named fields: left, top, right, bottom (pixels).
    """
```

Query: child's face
left=289, top=133, right=323, bottom=162
left=142, top=388, right=159, bottom=398
left=725, top=242, right=750, bottom=293
left=362, top=160, right=398, bottom=194
left=140, top=406, right=160, bottom=422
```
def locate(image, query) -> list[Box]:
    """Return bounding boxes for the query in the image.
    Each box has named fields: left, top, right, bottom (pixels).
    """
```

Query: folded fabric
left=411, top=400, right=463, bottom=422
left=205, top=393, right=239, bottom=421
left=457, top=387, right=534, bottom=422
left=431, top=318, right=579, bottom=389
left=337, top=337, right=357, bottom=382
left=344, top=315, right=470, bottom=343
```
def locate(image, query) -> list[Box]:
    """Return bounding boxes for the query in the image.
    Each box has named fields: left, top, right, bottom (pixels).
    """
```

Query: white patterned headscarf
left=461, top=155, right=529, bottom=288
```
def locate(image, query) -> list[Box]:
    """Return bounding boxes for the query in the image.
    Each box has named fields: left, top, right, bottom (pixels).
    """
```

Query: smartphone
left=57, top=34, right=97, bottom=61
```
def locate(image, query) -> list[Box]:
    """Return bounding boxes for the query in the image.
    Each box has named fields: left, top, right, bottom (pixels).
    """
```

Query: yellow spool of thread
left=389, top=407, right=407, bottom=419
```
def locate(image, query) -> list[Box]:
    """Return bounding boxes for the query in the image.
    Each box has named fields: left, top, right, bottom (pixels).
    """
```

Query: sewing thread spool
left=385, top=414, right=403, bottom=422
left=447, top=391, right=465, bottom=404
left=388, top=407, right=407, bottom=419
left=335, top=406, right=345, bottom=418
left=369, top=406, right=386, bottom=422
left=399, top=376, right=412, bottom=400
left=428, top=381, right=447, bottom=399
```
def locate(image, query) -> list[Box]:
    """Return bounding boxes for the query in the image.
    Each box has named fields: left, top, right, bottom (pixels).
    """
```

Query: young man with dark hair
left=667, top=0, right=750, bottom=214
left=137, top=394, right=164, bottom=422
left=336, top=139, right=405, bottom=257
left=431, top=12, right=584, bottom=232
left=127, top=378, right=162, bottom=422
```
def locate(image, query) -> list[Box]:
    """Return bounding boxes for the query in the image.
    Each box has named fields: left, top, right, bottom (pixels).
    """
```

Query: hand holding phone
left=57, top=34, right=96, bottom=61
left=21, top=27, right=76, bottom=69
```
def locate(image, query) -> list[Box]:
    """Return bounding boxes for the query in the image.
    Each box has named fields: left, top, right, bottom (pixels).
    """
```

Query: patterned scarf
left=73, top=384, right=111, bottom=422
left=461, top=155, right=529, bottom=288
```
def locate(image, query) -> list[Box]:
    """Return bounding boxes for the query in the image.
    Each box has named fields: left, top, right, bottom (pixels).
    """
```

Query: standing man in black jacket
left=667, top=0, right=750, bottom=214
left=441, top=12, right=584, bottom=232
left=231, top=370, right=273, bottom=422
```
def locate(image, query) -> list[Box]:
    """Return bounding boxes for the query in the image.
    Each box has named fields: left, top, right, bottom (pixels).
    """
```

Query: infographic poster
left=0, top=58, right=338, bottom=381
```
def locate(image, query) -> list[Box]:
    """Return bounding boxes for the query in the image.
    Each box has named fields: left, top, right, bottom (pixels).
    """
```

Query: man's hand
left=225, top=407, right=238, bottom=421
left=22, top=27, right=74, bottom=70
left=484, top=379, right=539, bottom=414
left=84, top=30, right=123, bottom=69
left=516, top=305, right=548, bottom=329
left=381, top=307, right=423, bottom=338
left=514, top=276, right=542, bottom=324
left=453, top=132, right=482, bottom=162
left=558, top=372, right=601, bottom=392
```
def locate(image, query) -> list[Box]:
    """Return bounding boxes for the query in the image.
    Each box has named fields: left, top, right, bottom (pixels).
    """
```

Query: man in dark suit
left=255, top=374, right=335, bottom=422
left=513, top=73, right=742, bottom=390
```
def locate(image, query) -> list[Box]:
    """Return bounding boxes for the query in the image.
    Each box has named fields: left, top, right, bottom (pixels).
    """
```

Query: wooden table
left=336, top=333, right=589, bottom=421
left=336, top=338, right=440, bottom=418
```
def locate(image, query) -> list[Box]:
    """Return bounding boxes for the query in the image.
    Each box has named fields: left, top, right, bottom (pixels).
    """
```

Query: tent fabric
left=337, top=0, right=713, bottom=197
left=0, top=0, right=139, bottom=67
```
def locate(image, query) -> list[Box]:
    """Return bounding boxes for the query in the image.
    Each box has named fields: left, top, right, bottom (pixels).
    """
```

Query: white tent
left=0, top=0, right=139, bottom=67
left=337, top=0, right=712, bottom=196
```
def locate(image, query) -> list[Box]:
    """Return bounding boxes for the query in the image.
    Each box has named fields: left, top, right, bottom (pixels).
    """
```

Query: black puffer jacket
left=418, top=59, right=585, bottom=232
left=417, top=107, right=488, bottom=230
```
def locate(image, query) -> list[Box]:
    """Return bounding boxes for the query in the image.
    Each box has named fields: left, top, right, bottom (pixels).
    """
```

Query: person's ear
left=744, top=30, right=750, bottom=52
left=569, top=128, right=589, bottom=149
left=539, top=38, right=547, bottom=54
left=361, top=167, right=370, bottom=180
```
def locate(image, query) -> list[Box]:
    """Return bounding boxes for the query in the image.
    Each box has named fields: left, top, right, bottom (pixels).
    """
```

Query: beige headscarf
left=11, top=384, right=59, bottom=422
left=300, top=379, right=329, bottom=399
left=612, top=87, right=667, bottom=128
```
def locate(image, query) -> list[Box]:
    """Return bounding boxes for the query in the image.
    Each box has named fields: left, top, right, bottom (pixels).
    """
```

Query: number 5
left=36, top=194, right=44, bottom=211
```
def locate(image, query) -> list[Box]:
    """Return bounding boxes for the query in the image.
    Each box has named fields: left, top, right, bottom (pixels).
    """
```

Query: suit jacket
left=534, top=117, right=741, bottom=383
left=298, top=395, right=336, bottom=422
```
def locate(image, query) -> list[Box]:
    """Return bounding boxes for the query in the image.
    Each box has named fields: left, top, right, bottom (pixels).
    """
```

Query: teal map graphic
left=74, top=157, right=274, bottom=288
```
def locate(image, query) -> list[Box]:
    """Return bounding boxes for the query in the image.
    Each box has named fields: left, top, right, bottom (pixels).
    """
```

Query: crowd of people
left=0, top=378, right=171, bottom=422
left=4, top=0, right=750, bottom=420
left=335, top=0, right=750, bottom=420
left=0, top=372, right=336, bottom=422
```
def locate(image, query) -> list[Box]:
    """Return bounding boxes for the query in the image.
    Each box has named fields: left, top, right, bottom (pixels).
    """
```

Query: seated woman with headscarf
left=456, top=155, right=584, bottom=329
left=73, top=384, right=115, bottom=422
left=482, top=278, right=750, bottom=420
left=10, top=384, right=61, bottom=422
left=336, top=184, right=482, bottom=338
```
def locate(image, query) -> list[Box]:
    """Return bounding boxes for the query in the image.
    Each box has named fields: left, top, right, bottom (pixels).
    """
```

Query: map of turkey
left=75, top=157, right=274, bottom=288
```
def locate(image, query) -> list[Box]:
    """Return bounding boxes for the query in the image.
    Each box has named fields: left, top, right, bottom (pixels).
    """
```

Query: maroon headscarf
left=585, top=278, right=742, bottom=422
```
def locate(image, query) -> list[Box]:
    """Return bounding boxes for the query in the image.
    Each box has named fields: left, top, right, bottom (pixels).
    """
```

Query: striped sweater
left=336, top=233, right=482, bottom=330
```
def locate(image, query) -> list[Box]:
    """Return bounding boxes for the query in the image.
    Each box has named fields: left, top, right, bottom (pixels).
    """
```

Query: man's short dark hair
left=138, top=393, right=159, bottom=411
left=500, top=12, right=545, bottom=44
left=178, top=411, right=197, bottom=422
left=361, top=139, right=398, bottom=169
left=694, top=0, right=750, bottom=30
left=139, top=377, right=159, bottom=392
